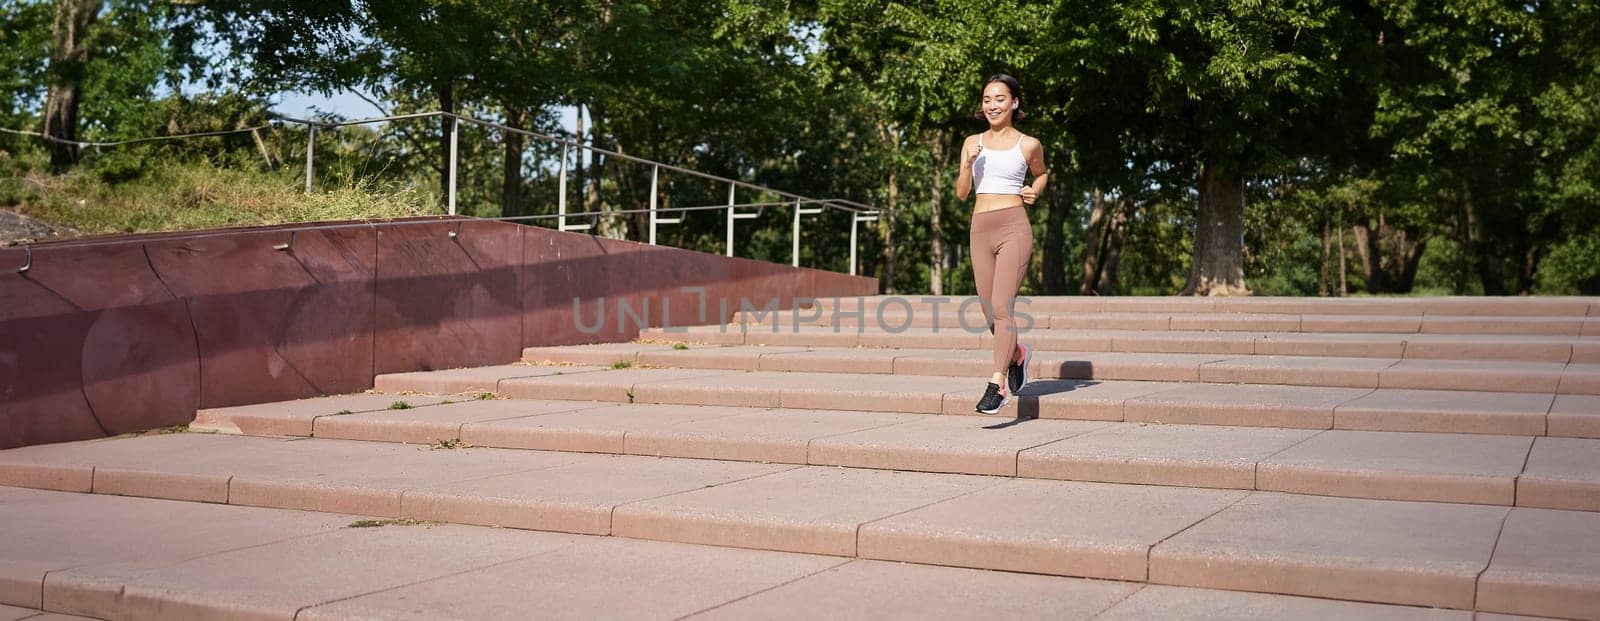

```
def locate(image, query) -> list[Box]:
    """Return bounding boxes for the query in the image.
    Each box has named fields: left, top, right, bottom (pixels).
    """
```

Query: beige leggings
left=969, top=206, right=1034, bottom=374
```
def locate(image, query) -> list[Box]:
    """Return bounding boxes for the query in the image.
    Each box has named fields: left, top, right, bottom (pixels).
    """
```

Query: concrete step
left=177, top=393, right=1600, bottom=511
left=1, top=434, right=1597, bottom=617
left=519, top=344, right=1600, bottom=395
left=640, top=326, right=1600, bottom=363
left=811, top=295, right=1600, bottom=317
left=740, top=308, right=1600, bottom=338
left=4, top=487, right=1557, bottom=621
left=369, top=363, right=1600, bottom=437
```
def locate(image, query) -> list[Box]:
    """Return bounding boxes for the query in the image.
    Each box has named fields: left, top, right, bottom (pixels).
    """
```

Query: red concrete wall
left=0, top=218, right=877, bottom=449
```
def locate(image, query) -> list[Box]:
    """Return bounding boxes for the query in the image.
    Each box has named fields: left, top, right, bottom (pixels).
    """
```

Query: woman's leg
left=987, top=211, right=1034, bottom=375
left=970, top=214, right=998, bottom=333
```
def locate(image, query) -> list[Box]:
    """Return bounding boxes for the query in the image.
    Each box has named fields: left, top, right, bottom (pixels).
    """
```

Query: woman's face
left=981, top=82, right=1018, bottom=125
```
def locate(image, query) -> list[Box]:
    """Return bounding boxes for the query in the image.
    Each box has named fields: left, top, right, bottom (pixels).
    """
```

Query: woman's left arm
left=1019, top=137, right=1049, bottom=205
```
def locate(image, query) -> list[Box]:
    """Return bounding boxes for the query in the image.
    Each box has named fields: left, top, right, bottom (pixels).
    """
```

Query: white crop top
left=973, top=134, right=1028, bottom=195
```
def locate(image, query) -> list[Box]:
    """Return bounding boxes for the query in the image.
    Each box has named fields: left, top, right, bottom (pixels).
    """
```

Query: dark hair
left=974, top=74, right=1027, bottom=122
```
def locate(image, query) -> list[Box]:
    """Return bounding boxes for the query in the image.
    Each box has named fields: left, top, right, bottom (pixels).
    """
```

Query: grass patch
left=347, top=518, right=437, bottom=528
left=672, top=343, right=689, bottom=350
left=329, top=409, right=354, bottom=416
left=7, top=161, right=433, bottom=237
left=611, top=360, right=633, bottom=369
left=388, top=401, right=413, bottom=410
left=626, top=388, right=635, bottom=403
left=429, top=438, right=473, bottom=450
left=474, top=392, right=500, bottom=400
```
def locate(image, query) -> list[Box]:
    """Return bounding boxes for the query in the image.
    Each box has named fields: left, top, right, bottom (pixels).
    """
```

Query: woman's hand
left=963, top=140, right=982, bottom=167
left=1020, top=186, right=1038, bottom=205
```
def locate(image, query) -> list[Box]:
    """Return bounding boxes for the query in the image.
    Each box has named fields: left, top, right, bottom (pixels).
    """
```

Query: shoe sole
left=976, top=396, right=1009, bottom=415
left=1008, top=343, right=1032, bottom=394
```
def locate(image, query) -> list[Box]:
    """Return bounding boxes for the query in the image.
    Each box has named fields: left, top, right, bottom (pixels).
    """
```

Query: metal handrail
left=10, top=109, right=881, bottom=275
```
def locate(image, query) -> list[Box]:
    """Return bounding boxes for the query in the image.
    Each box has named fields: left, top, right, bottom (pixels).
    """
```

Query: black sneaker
left=975, top=382, right=1007, bottom=414
left=1007, top=343, right=1032, bottom=395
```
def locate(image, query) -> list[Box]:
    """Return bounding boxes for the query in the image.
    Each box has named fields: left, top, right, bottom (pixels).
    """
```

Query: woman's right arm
left=955, top=136, right=978, bottom=200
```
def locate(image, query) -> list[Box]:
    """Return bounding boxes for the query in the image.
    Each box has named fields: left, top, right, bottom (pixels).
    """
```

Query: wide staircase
left=2, top=295, right=1598, bottom=620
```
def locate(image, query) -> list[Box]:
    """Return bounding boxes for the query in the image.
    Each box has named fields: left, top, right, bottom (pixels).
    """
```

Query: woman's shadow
left=983, top=377, right=1099, bottom=430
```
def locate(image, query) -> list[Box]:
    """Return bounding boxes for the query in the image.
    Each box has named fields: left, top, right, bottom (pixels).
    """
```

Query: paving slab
left=1123, top=384, right=1368, bottom=429
left=1094, top=585, right=1470, bottom=620
left=982, top=330, right=1114, bottom=353
left=102, top=522, right=576, bottom=621
left=399, top=454, right=789, bottom=534
left=1548, top=394, right=1600, bottom=438
left=1517, top=437, right=1600, bottom=512
left=1168, top=313, right=1301, bottom=333
left=1018, top=424, right=1316, bottom=489
left=886, top=348, right=1013, bottom=377
left=943, top=379, right=1176, bottom=420
left=1298, top=314, right=1423, bottom=334
left=0, top=605, right=98, bottom=621
left=1030, top=351, right=1235, bottom=382
left=755, top=348, right=907, bottom=373
left=226, top=438, right=583, bottom=517
left=1333, top=389, right=1552, bottom=436
left=1199, top=355, right=1396, bottom=388
left=0, top=487, right=351, bottom=613
left=1380, top=360, right=1564, bottom=394
left=858, top=479, right=1246, bottom=581
left=767, top=372, right=971, bottom=413
left=625, top=409, right=916, bottom=463
left=1110, top=331, right=1262, bottom=355
left=373, top=363, right=587, bottom=395
left=806, top=417, right=1109, bottom=476
left=1572, top=339, right=1600, bottom=363
left=311, top=398, right=599, bottom=444
left=639, top=345, right=811, bottom=370
left=0, top=433, right=299, bottom=501
left=1043, top=311, right=1173, bottom=331
left=495, top=368, right=739, bottom=403
left=858, top=328, right=983, bottom=349
left=742, top=325, right=862, bottom=347
left=1559, top=363, right=1600, bottom=395
left=1252, top=333, right=1408, bottom=359
left=688, top=559, right=1141, bottom=621
left=1400, top=334, right=1575, bottom=363
left=612, top=466, right=998, bottom=556
left=1477, top=508, right=1600, bottom=621
left=638, top=326, right=746, bottom=345
left=192, top=393, right=450, bottom=436
left=1257, top=431, right=1532, bottom=505
left=458, top=403, right=755, bottom=453
left=1149, top=492, right=1507, bottom=609
left=521, top=342, right=675, bottom=367
left=1419, top=316, right=1585, bottom=337
left=301, top=537, right=845, bottom=621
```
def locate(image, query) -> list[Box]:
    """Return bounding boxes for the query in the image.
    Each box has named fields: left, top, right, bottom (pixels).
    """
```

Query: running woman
left=955, top=74, right=1048, bottom=414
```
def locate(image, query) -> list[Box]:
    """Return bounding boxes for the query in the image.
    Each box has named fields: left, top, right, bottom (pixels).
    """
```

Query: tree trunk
left=928, top=130, right=945, bottom=296
left=1517, top=245, right=1539, bottom=295
left=1337, top=223, right=1348, bottom=296
left=1463, top=192, right=1506, bottom=295
left=882, top=159, right=899, bottom=294
left=1079, top=188, right=1107, bottom=295
left=1318, top=208, right=1331, bottom=296
left=1396, top=233, right=1427, bottom=293
left=1042, top=178, right=1069, bottom=294
left=1181, top=154, right=1250, bottom=296
left=436, top=79, right=455, bottom=204
left=501, top=106, right=527, bottom=218
left=1097, top=199, right=1129, bottom=294
left=42, top=0, right=102, bottom=173
left=1352, top=221, right=1387, bottom=293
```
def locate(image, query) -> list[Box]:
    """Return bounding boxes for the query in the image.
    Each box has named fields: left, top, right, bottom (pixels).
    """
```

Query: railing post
left=303, top=124, right=315, bottom=193
left=558, top=144, right=568, bottom=230
left=850, top=209, right=858, bottom=276
left=648, top=164, right=660, bottom=245
left=447, top=116, right=459, bottom=216
left=791, top=197, right=801, bottom=268
left=725, top=183, right=736, bottom=257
